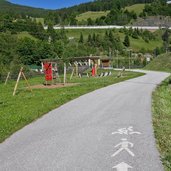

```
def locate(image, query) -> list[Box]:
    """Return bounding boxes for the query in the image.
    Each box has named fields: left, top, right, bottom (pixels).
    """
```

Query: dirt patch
left=31, top=83, right=79, bottom=89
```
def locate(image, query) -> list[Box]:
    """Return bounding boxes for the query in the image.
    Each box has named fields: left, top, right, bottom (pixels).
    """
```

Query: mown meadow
left=0, top=70, right=143, bottom=143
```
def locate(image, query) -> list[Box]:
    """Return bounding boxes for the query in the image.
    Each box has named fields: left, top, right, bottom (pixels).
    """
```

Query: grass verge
left=0, top=70, right=143, bottom=143
left=145, top=53, right=171, bottom=72
left=153, top=76, right=171, bottom=171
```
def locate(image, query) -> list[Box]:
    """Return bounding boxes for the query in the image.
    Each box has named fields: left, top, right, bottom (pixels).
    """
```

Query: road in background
left=44, top=25, right=171, bottom=31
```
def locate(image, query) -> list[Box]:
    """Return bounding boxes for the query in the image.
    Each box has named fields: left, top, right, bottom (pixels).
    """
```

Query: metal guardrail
left=44, top=25, right=171, bottom=30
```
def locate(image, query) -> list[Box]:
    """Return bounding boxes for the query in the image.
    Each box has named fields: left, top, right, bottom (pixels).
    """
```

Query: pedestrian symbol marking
left=111, top=138, right=135, bottom=157
left=112, top=162, right=132, bottom=171
left=110, top=127, right=142, bottom=170
left=112, top=126, right=141, bottom=135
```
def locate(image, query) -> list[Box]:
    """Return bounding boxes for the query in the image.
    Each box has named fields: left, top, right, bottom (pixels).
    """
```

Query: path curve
left=0, top=70, right=170, bottom=171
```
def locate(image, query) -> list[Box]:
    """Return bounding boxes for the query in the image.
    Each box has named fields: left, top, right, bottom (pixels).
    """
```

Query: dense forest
left=0, top=0, right=49, bottom=17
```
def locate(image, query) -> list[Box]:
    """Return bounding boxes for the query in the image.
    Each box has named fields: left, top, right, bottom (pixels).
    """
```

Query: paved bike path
left=0, top=70, right=170, bottom=171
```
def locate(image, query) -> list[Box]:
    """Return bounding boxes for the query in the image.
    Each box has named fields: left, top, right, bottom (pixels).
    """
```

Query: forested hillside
left=140, top=0, right=171, bottom=17
left=0, top=0, right=154, bottom=25
left=47, top=0, right=154, bottom=25
left=1, top=0, right=171, bottom=26
left=0, top=0, right=48, bottom=17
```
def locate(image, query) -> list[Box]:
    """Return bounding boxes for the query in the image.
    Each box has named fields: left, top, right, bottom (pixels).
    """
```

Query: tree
left=0, top=32, right=18, bottom=65
left=123, top=35, right=130, bottom=47
left=87, top=34, right=92, bottom=45
left=162, top=29, right=169, bottom=53
left=70, top=17, right=78, bottom=26
left=47, top=23, right=57, bottom=42
left=109, top=30, right=114, bottom=42
left=54, top=40, right=64, bottom=58
left=96, top=34, right=101, bottom=47
left=132, top=30, right=139, bottom=39
left=17, top=37, right=37, bottom=65
left=162, top=29, right=169, bottom=43
left=154, top=47, right=160, bottom=57
left=92, top=33, right=96, bottom=42
left=87, top=18, right=93, bottom=26
left=79, top=32, right=84, bottom=43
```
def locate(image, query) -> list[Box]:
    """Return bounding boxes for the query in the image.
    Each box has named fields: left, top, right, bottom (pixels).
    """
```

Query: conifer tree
left=123, top=35, right=130, bottom=47
left=79, top=32, right=84, bottom=43
left=87, top=34, right=92, bottom=45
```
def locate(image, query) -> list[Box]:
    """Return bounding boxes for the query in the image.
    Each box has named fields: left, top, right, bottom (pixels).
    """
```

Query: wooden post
left=13, top=67, right=23, bottom=96
left=13, top=67, right=32, bottom=96
left=70, top=68, right=75, bottom=80
left=21, top=72, right=32, bottom=92
left=75, top=64, right=78, bottom=77
left=4, top=72, right=10, bottom=85
left=63, top=63, right=66, bottom=85
left=95, top=64, right=97, bottom=76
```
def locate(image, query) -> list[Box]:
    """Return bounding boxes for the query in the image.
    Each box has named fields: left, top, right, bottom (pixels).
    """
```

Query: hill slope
left=145, top=53, right=171, bottom=72
left=1, top=0, right=151, bottom=17
left=0, top=0, right=48, bottom=17
left=0, top=0, right=153, bottom=26
left=125, top=3, right=145, bottom=15
left=76, top=11, right=109, bottom=21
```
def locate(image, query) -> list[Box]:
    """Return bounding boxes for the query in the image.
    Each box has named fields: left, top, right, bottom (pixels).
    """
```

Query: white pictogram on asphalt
left=112, top=162, right=133, bottom=171
left=111, top=138, right=135, bottom=157
left=112, top=126, right=141, bottom=135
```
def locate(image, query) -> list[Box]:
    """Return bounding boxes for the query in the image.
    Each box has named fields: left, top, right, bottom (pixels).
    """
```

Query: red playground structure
left=44, top=62, right=53, bottom=82
left=41, top=59, right=60, bottom=85
left=91, top=64, right=97, bottom=77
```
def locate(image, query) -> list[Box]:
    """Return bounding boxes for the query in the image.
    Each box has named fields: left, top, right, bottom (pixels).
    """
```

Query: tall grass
left=153, top=77, right=171, bottom=171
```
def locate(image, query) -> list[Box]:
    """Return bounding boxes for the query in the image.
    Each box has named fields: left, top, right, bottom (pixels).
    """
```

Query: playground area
left=2, top=56, right=115, bottom=95
left=40, top=56, right=112, bottom=86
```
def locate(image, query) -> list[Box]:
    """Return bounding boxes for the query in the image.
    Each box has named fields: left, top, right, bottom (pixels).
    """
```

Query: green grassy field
left=145, top=53, right=171, bottom=72
left=153, top=77, right=171, bottom=171
left=35, top=18, right=44, bottom=25
left=66, top=29, right=107, bottom=39
left=130, top=37, right=162, bottom=52
left=125, top=4, right=145, bottom=15
left=118, top=32, right=162, bottom=52
left=0, top=70, right=143, bottom=143
left=76, top=11, right=109, bottom=21
left=17, top=32, right=37, bottom=40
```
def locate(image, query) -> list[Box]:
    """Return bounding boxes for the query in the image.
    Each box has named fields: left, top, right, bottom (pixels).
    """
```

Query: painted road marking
left=111, top=127, right=142, bottom=170
left=111, top=138, right=135, bottom=157
left=112, top=126, right=141, bottom=135
left=112, top=162, right=133, bottom=171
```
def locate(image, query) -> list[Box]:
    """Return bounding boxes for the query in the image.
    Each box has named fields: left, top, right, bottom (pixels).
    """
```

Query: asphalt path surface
left=0, top=70, right=170, bottom=171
